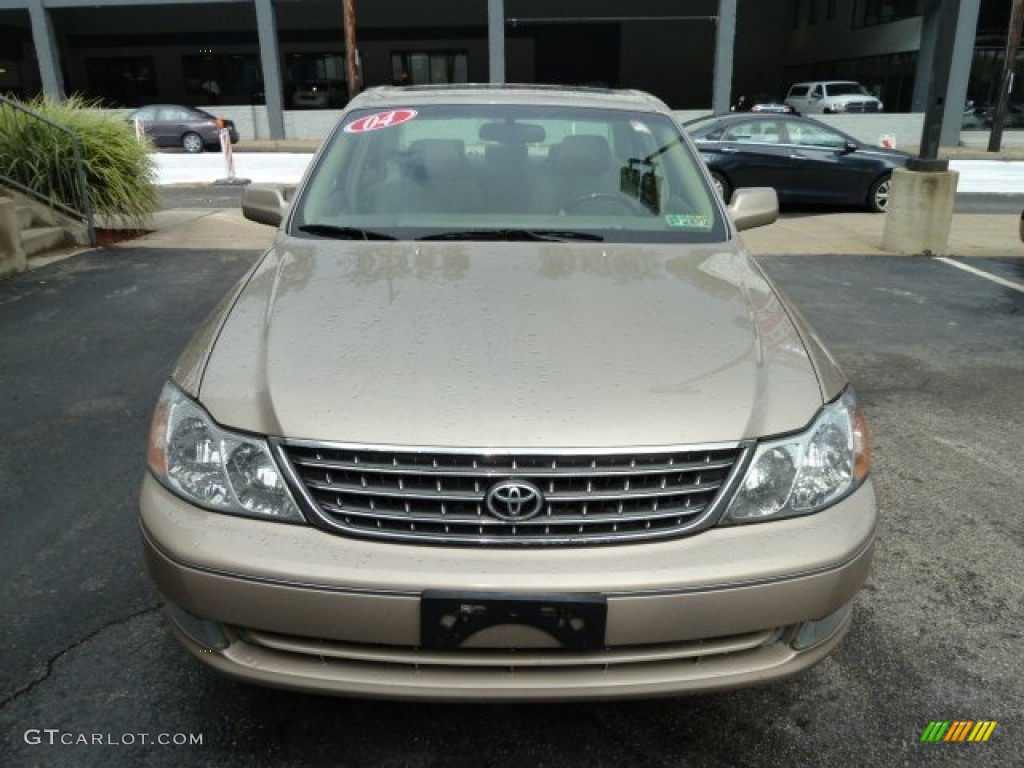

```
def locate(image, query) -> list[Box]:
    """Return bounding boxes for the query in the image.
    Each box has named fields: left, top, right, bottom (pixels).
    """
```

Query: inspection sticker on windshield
left=344, top=109, right=418, bottom=134
left=665, top=214, right=711, bottom=229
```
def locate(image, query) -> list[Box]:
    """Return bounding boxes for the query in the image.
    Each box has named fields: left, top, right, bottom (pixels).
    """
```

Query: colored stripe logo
left=920, top=721, right=997, bottom=742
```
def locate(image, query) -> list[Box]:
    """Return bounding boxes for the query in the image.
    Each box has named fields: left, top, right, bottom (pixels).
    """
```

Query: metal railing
left=0, top=94, right=96, bottom=246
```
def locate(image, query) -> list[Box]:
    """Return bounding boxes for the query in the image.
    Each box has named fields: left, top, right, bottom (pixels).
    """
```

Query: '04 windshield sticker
left=665, top=214, right=711, bottom=229
left=344, top=109, right=419, bottom=134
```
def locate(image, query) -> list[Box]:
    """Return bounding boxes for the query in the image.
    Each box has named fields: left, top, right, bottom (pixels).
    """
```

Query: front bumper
left=140, top=473, right=877, bottom=701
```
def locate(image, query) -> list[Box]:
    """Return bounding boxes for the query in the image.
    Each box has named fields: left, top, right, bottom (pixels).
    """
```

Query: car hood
left=192, top=239, right=834, bottom=448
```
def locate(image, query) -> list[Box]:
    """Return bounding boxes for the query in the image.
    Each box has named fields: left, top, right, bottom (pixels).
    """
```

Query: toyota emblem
left=485, top=479, right=544, bottom=521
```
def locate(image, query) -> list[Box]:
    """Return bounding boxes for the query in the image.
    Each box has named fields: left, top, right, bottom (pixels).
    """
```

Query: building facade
left=0, top=0, right=1016, bottom=142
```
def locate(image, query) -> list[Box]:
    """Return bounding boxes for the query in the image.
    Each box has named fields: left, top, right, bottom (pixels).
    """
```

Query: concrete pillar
left=912, top=0, right=940, bottom=112
left=712, top=0, right=737, bottom=114
left=27, top=0, right=65, bottom=100
left=941, top=0, right=980, bottom=146
left=254, top=0, right=285, bottom=140
left=488, top=0, right=506, bottom=85
left=881, top=168, right=960, bottom=255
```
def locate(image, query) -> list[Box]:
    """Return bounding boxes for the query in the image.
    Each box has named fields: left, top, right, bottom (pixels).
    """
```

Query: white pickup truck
left=785, top=81, right=883, bottom=114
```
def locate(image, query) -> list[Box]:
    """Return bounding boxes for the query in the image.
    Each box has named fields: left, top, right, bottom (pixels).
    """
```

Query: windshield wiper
left=297, top=224, right=396, bottom=240
left=417, top=229, right=603, bottom=243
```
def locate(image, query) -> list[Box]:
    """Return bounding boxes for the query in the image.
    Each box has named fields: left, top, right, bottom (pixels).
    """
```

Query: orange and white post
left=216, top=118, right=236, bottom=181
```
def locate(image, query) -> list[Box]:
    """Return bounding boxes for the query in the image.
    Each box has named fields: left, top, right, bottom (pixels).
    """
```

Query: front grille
left=277, top=441, right=748, bottom=546
left=241, top=627, right=783, bottom=669
left=845, top=102, right=880, bottom=113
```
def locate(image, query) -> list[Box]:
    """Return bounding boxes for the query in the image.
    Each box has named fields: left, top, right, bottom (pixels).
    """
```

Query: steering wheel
left=561, top=193, right=648, bottom=215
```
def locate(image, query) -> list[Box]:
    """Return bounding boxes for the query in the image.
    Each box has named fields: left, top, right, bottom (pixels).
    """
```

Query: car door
left=131, top=106, right=161, bottom=145
left=699, top=118, right=791, bottom=191
left=147, top=107, right=184, bottom=146
left=807, top=83, right=826, bottom=113
left=779, top=119, right=872, bottom=205
left=158, top=106, right=195, bottom=146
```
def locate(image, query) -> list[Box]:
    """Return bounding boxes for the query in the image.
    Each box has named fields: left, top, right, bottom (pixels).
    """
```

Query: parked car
left=291, top=79, right=348, bottom=109
left=128, top=104, right=239, bottom=153
left=733, top=93, right=798, bottom=115
left=962, top=103, right=989, bottom=130
left=141, top=84, right=876, bottom=701
left=962, top=101, right=1024, bottom=130
left=686, top=112, right=910, bottom=212
left=785, top=81, right=883, bottom=114
left=1000, top=102, right=1024, bottom=128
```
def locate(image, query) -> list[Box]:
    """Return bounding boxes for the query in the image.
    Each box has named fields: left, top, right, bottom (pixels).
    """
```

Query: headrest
left=484, top=143, right=528, bottom=166
left=408, top=139, right=466, bottom=178
left=556, top=135, right=611, bottom=174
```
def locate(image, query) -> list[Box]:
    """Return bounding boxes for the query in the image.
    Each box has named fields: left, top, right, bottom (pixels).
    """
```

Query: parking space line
left=933, top=257, right=1024, bottom=294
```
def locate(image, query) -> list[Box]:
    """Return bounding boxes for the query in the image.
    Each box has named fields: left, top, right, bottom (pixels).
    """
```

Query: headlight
left=146, top=381, right=304, bottom=522
left=722, top=387, right=871, bottom=524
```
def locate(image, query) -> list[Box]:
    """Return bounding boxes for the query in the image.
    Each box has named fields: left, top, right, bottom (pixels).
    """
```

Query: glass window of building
left=183, top=54, right=261, bottom=106
left=85, top=56, right=156, bottom=107
left=390, top=51, right=469, bottom=86
left=852, top=0, right=922, bottom=28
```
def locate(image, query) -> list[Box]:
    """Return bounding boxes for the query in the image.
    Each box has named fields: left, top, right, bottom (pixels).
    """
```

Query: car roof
left=133, top=104, right=200, bottom=111
left=789, top=80, right=859, bottom=87
left=347, top=84, right=671, bottom=113
left=686, top=112, right=840, bottom=132
left=697, top=113, right=804, bottom=123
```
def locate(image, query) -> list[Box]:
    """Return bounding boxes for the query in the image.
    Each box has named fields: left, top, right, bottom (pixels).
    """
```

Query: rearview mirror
left=242, top=184, right=290, bottom=227
left=479, top=121, right=546, bottom=144
left=728, top=187, right=779, bottom=231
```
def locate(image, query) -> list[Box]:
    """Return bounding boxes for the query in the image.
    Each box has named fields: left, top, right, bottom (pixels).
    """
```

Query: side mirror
left=842, top=142, right=859, bottom=155
left=728, top=187, right=779, bottom=231
left=242, top=183, right=290, bottom=227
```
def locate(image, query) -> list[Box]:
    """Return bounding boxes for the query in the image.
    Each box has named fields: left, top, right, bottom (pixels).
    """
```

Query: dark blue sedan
left=685, top=113, right=910, bottom=212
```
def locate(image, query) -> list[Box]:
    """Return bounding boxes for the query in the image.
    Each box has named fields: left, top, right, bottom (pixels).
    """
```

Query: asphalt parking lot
left=1, top=234, right=1020, bottom=766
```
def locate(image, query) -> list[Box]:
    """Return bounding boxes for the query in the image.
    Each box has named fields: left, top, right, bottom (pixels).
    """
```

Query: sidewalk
left=739, top=211, right=1023, bottom=257
left=86, top=206, right=1020, bottom=263
left=154, top=151, right=1024, bottom=193
left=40, top=144, right=1024, bottom=266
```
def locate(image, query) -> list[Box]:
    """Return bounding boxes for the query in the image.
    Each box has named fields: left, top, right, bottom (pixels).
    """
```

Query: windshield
left=291, top=104, right=726, bottom=243
left=827, top=83, right=871, bottom=97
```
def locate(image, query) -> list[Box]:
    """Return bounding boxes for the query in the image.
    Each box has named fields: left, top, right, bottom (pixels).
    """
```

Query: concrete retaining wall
left=101, top=107, right=1024, bottom=149
left=103, top=106, right=341, bottom=142
left=0, top=198, right=27, bottom=278
left=817, top=114, right=925, bottom=149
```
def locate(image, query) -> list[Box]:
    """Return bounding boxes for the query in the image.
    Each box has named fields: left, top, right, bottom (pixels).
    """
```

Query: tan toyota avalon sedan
left=140, top=85, right=876, bottom=701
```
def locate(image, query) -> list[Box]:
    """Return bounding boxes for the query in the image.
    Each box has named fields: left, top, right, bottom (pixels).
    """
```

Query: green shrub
left=0, top=94, right=158, bottom=227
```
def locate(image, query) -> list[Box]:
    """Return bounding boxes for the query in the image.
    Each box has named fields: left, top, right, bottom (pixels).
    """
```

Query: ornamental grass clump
left=0, top=94, right=158, bottom=228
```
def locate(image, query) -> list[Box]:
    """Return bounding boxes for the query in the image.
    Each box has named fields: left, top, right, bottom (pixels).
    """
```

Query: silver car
left=141, top=85, right=876, bottom=701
